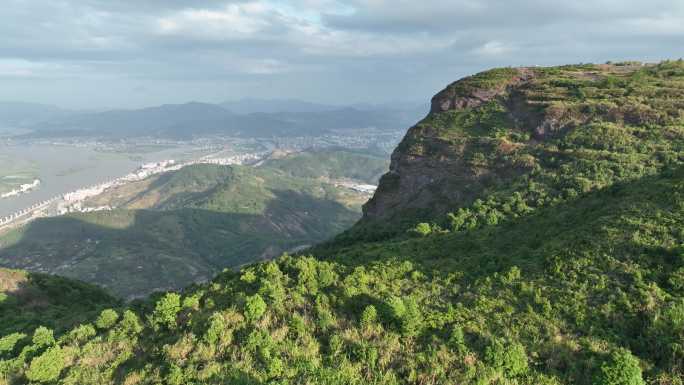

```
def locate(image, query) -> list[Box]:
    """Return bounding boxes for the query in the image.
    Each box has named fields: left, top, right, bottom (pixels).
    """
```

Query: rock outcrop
left=362, top=62, right=669, bottom=224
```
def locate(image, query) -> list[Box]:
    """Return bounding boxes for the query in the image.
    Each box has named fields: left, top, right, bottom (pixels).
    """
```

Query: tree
left=31, top=327, right=55, bottom=347
left=26, top=346, right=64, bottom=383
left=151, top=293, right=181, bottom=330
left=95, top=308, right=119, bottom=329
left=0, top=333, right=26, bottom=356
left=597, top=349, right=645, bottom=385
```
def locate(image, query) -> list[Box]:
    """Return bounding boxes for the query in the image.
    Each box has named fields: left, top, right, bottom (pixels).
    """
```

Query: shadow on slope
left=0, top=268, right=119, bottom=336
left=0, top=190, right=360, bottom=299
left=311, top=167, right=684, bottom=370
left=321, top=166, right=683, bottom=278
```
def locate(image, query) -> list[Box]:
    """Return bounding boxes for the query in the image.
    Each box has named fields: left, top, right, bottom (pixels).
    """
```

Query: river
left=0, top=143, right=213, bottom=217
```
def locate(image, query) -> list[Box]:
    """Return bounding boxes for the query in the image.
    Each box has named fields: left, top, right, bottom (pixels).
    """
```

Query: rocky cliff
left=362, top=61, right=684, bottom=227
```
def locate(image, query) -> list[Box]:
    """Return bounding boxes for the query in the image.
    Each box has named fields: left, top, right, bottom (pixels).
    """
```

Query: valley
left=0, top=149, right=388, bottom=298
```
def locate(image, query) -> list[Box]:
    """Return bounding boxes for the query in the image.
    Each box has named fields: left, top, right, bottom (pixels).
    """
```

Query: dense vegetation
left=0, top=268, right=118, bottom=336
left=261, top=149, right=389, bottom=184
left=0, top=157, right=372, bottom=298
left=1, top=61, right=684, bottom=384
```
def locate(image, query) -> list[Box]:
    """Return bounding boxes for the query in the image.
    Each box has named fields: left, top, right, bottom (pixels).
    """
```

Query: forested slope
left=1, top=61, right=684, bottom=384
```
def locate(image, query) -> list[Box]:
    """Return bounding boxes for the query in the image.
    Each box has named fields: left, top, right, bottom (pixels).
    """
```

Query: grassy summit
left=1, top=62, right=683, bottom=384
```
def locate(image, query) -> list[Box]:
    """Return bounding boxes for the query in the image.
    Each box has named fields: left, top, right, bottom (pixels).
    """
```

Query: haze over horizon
left=1, top=0, right=683, bottom=109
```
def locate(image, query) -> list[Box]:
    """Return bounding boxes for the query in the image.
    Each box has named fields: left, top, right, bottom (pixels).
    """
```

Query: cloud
left=0, top=0, right=682, bottom=108
left=0, top=58, right=83, bottom=79
left=323, top=0, right=684, bottom=33
left=156, top=3, right=276, bottom=39
left=473, top=41, right=514, bottom=57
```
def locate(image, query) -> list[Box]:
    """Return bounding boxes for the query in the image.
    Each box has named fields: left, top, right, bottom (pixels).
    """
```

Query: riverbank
left=0, top=151, right=266, bottom=233
left=0, top=179, right=40, bottom=199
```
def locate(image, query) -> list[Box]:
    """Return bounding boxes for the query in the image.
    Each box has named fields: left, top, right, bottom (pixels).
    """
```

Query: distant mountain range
left=0, top=98, right=427, bottom=139
left=0, top=102, right=72, bottom=128
left=220, top=98, right=339, bottom=114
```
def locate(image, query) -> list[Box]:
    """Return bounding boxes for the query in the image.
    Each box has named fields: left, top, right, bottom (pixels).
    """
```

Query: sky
left=1, top=0, right=683, bottom=109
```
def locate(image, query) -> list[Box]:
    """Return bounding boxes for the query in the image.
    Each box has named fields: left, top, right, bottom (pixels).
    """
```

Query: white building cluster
left=192, top=152, right=265, bottom=167
left=349, top=184, right=377, bottom=194
left=333, top=181, right=377, bottom=194
left=0, top=152, right=266, bottom=230
left=0, top=195, right=60, bottom=226
left=0, top=179, right=41, bottom=199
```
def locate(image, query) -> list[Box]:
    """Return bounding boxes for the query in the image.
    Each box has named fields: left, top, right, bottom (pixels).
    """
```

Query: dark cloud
left=0, top=0, right=682, bottom=109
left=324, top=0, right=683, bottom=33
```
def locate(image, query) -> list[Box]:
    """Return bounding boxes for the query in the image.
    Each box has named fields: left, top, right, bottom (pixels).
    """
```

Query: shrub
left=409, top=223, right=432, bottom=237
left=25, top=346, right=64, bottom=383
left=597, top=349, right=645, bottom=385
left=328, top=334, right=344, bottom=356
left=289, top=314, right=307, bottom=338
left=360, top=305, right=378, bottom=330
left=244, top=294, right=267, bottom=322
left=166, top=364, right=184, bottom=385
left=204, top=312, right=226, bottom=345
left=484, top=338, right=529, bottom=377
left=95, top=309, right=119, bottom=329
left=389, top=297, right=423, bottom=337
left=118, top=310, right=143, bottom=335
left=449, top=325, right=467, bottom=353
left=315, top=302, right=335, bottom=331
left=182, top=294, right=201, bottom=310
left=66, top=324, right=96, bottom=344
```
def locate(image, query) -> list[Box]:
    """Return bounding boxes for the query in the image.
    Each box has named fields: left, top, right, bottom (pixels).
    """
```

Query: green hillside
left=1, top=61, right=684, bottom=385
left=1, top=164, right=681, bottom=385
left=0, top=268, right=118, bottom=336
left=0, top=163, right=367, bottom=298
left=261, top=149, right=389, bottom=184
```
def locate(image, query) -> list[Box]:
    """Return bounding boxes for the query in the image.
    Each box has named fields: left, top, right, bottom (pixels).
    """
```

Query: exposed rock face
left=429, top=68, right=533, bottom=114
left=362, top=68, right=534, bottom=221
left=361, top=62, right=661, bottom=223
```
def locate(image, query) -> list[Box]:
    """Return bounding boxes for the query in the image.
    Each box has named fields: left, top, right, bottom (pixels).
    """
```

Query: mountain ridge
left=18, top=101, right=425, bottom=139
left=360, top=61, right=683, bottom=233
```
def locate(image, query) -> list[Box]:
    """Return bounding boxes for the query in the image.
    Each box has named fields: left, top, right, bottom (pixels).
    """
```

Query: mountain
left=220, top=98, right=339, bottom=114
left=220, top=99, right=428, bottom=116
left=358, top=61, right=684, bottom=235
left=0, top=151, right=377, bottom=298
left=0, top=102, right=72, bottom=128
left=26, top=102, right=238, bottom=139
left=1, top=61, right=683, bottom=385
left=25, top=102, right=425, bottom=139
left=261, top=148, right=389, bottom=184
